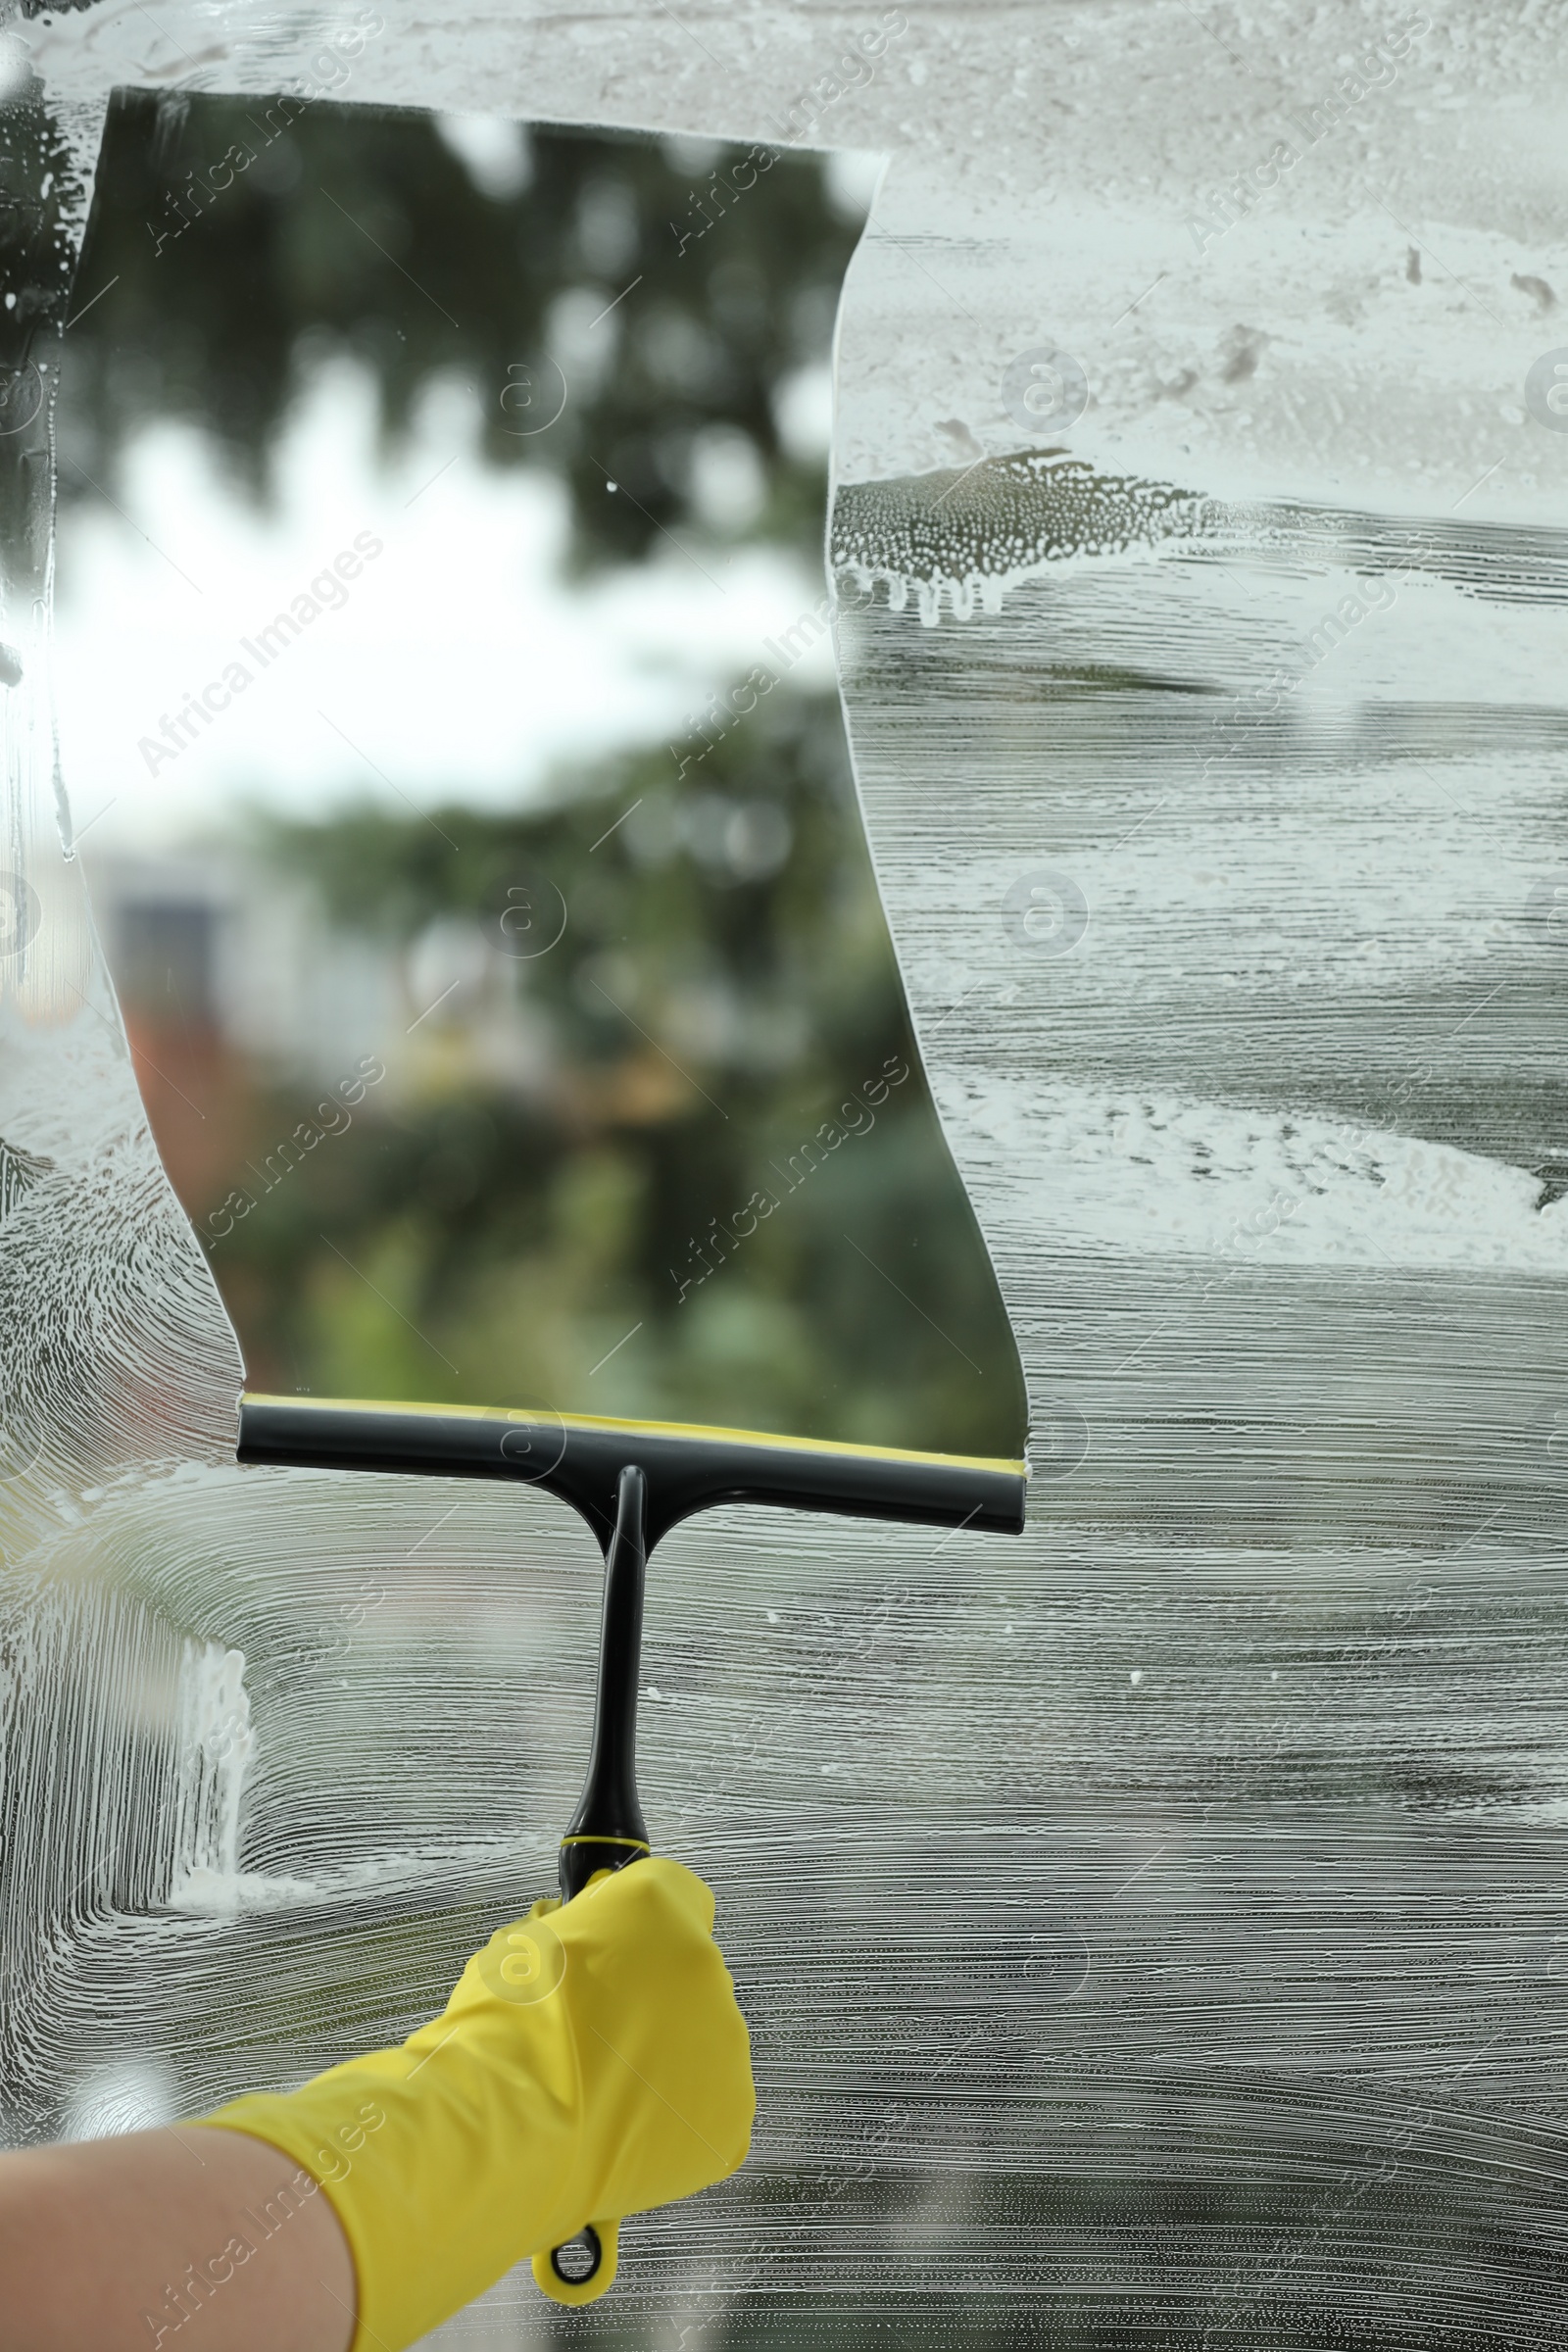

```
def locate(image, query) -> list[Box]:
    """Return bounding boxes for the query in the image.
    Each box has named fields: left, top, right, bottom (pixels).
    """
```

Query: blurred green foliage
left=216, top=684, right=1021, bottom=1454
left=68, top=87, right=859, bottom=570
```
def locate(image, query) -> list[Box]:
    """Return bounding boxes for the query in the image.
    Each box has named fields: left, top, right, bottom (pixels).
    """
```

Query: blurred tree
left=215, top=684, right=1022, bottom=1455
left=64, top=90, right=863, bottom=569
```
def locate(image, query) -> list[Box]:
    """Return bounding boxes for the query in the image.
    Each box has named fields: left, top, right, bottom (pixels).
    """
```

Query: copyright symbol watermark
left=1525, top=348, right=1568, bottom=433
left=1023, top=1925, right=1092, bottom=2003
left=474, top=1913, right=567, bottom=2006
left=1033, top=1396, right=1090, bottom=1480
left=1524, top=877, right=1568, bottom=947
left=0, top=870, right=42, bottom=959
left=497, top=1407, right=568, bottom=1481
left=494, top=876, right=567, bottom=960
left=1002, top=868, right=1089, bottom=957
left=499, top=358, right=568, bottom=437
left=0, top=1406, right=42, bottom=1485
left=1001, top=343, right=1088, bottom=436
left=0, top=365, right=43, bottom=438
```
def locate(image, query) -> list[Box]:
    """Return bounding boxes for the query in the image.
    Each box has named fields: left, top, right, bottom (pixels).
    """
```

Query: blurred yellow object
left=197, top=1857, right=754, bottom=2351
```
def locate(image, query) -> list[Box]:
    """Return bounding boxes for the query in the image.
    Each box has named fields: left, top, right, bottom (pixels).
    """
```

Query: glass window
left=3, top=11, right=1564, bottom=2346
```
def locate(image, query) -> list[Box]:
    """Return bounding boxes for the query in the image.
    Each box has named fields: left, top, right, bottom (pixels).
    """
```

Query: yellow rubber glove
left=194, top=1857, right=754, bottom=2352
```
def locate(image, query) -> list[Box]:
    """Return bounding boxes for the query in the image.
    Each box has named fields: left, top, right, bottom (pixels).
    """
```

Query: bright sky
left=54, top=359, right=837, bottom=852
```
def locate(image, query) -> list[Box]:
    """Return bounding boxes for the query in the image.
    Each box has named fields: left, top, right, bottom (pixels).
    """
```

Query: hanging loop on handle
left=531, top=2219, right=619, bottom=2306
left=535, top=1463, right=649, bottom=2304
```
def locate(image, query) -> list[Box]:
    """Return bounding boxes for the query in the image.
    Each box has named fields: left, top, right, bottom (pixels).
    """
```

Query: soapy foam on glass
left=4, top=5, right=1568, bottom=2344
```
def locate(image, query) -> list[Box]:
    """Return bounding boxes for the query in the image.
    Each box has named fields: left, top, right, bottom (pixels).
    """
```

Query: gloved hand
left=195, top=1857, right=754, bottom=2352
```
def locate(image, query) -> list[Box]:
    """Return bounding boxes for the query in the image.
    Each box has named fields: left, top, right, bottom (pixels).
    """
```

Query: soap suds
left=5, top=8, right=1568, bottom=2347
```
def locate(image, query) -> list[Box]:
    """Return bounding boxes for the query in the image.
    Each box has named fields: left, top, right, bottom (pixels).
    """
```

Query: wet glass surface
left=4, top=11, right=1568, bottom=2349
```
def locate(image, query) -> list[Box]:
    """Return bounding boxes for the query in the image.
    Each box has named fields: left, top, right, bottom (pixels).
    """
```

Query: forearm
left=0, top=2125, right=355, bottom=2352
left=0, top=1863, right=751, bottom=2352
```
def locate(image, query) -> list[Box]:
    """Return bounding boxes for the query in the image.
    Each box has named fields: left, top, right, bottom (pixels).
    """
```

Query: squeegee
left=69, top=89, right=1035, bottom=2308
left=237, top=1392, right=1026, bottom=2300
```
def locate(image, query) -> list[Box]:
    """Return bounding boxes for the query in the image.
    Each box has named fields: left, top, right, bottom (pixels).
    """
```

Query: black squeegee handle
left=537, top=1464, right=651, bottom=2306
left=558, top=1461, right=652, bottom=1902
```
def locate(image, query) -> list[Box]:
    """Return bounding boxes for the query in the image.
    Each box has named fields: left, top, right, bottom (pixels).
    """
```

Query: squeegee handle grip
left=559, top=1461, right=652, bottom=1901
left=536, top=1463, right=651, bottom=2308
